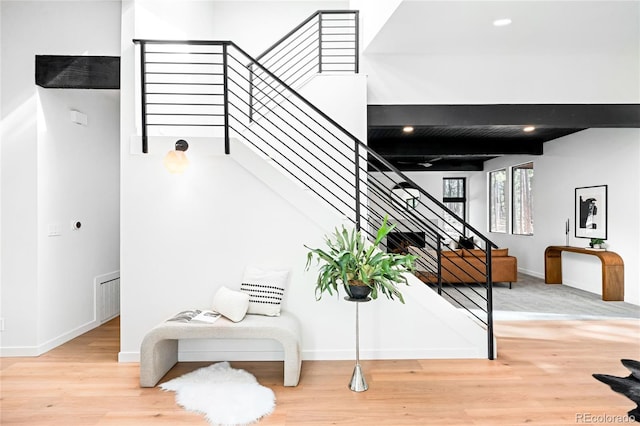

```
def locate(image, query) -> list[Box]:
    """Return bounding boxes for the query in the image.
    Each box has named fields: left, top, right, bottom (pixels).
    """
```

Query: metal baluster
left=140, top=42, right=148, bottom=153
left=223, top=43, right=230, bottom=155
left=318, top=12, right=323, bottom=73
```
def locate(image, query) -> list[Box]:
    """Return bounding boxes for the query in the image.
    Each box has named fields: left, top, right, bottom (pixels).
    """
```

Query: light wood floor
left=2, top=318, right=639, bottom=425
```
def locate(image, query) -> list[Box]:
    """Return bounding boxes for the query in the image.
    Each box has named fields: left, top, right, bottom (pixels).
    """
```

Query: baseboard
left=118, top=351, right=140, bottom=363
left=116, top=347, right=488, bottom=363
left=1, top=319, right=99, bottom=357
left=38, top=319, right=99, bottom=355
left=0, top=346, right=40, bottom=357
left=519, top=267, right=543, bottom=279
left=181, top=348, right=487, bottom=361
left=302, top=347, right=487, bottom=360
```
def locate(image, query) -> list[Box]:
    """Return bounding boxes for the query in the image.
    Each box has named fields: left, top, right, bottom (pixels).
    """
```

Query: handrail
left=255, top=11, right=320, bottom=62
left=232, top=42, right=359, bottom=151
left=133, top=40, right=496, bottom=244
left=255, top=10, right=359, bottom=63
left=237, top=40, right=494, bottom=249
left=136, top=36, right=495, bottom=250
left=361, top=144, right=498, bottom=250
left=133, top=20, right=497, bottom=359
left=247, top=10, right=358, bottom=122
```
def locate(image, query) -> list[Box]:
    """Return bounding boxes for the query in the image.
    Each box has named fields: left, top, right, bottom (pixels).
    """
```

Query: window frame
left=488, top=168, right=507, bottom=233
left=511, top=161, right=534, bottom=236
left=442, top=177, right=467, bottom=235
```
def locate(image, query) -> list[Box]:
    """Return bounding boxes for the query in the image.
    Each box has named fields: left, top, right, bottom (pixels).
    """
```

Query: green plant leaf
left=305, top=216, right=415, bottom=303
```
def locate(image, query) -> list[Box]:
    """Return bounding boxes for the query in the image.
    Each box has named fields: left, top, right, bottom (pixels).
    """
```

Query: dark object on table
left=458, top=236, right=475, bottom=249
left=593, top=359, right=640, bottom=422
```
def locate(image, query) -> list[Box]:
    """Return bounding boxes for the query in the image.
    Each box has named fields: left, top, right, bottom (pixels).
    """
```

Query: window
left=443, top=177, right=466, bottom=234
left=512, top=162, right=534, bottom=235
left=489, top=169, right=507, bottom=233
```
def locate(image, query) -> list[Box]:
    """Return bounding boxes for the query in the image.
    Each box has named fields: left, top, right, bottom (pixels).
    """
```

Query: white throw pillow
left=240, top=266, right=289, bottom=316
left=212, top=286, right=249, bottom=322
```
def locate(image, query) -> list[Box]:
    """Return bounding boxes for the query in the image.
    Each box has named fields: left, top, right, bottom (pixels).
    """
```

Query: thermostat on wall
left=70, top=110, right=88, bottom=126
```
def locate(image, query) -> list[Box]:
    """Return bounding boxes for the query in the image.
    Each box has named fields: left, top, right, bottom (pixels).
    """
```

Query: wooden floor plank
left=1, top=318, right=639, bottom=425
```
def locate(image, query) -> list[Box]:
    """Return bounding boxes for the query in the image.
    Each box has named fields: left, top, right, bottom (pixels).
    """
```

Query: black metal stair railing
left=133, top=36, right=498, bottom=360
left=249, top=10, right=358, bottom=121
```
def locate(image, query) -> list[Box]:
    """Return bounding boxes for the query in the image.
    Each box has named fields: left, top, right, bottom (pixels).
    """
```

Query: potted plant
left=304, top=216, right=417, bottom=303
left=589, top=238, right=605, bottom=249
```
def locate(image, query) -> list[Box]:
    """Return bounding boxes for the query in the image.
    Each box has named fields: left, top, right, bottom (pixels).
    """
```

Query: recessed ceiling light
left=403, top=126, right=414, bottom=133
left=523, top=126, right=536, bottom=132
left=493, top=18, right=512, bottom=27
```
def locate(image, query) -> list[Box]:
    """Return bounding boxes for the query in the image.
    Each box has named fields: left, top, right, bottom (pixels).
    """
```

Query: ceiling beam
left=369, top=138, right=544, bottom=156
left=368, top=104, right=640, bottom=128
left=36, top=55, right=120, bottom=89
left=368, top=158, right=485, bottom=172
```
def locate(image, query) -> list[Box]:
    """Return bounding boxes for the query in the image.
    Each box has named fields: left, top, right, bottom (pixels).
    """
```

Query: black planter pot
left=347, top=284, right=372, bottom=300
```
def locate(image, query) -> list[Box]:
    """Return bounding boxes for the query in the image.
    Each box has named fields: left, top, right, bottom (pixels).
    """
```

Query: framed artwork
left=575, top=185, right=607, bottom=239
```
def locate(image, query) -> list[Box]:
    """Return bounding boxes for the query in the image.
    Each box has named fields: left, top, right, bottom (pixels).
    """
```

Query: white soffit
left=364, top=0, right=640, bottom=55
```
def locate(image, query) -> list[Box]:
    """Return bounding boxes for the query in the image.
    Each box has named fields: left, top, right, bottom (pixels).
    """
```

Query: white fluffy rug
left=160, top=361, right=275, bottom=426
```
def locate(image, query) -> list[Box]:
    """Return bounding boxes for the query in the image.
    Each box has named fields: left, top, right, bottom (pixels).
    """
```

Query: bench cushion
left=140, top=310, right=302, bottom=387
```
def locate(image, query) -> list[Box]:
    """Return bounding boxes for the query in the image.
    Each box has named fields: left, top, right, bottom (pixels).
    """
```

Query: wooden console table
left=544, top=246, right=624, bottom=301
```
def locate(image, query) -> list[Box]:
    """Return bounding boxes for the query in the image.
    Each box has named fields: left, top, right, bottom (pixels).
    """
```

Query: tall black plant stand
left=345, top=296, right=370, bottom=392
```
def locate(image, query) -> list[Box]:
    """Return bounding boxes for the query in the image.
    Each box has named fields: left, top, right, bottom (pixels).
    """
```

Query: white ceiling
left=365, top=0, right=640, bottom=55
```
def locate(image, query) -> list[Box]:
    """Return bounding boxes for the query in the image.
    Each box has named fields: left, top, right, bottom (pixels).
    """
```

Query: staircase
left=133, top=10, right=498, bottom=359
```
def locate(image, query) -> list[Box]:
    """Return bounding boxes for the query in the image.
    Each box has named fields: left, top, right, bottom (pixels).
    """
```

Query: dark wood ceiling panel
left=36, top=55, right=120, bottom=89
left=367, top=104, right=640, bottom=171
left=368, top=126, right=583, bottom=143
left=368, top=104, right=640, bottom=128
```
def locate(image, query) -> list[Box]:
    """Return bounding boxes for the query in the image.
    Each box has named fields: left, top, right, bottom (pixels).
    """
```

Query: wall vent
left=96, top=273, right=120, bottom=323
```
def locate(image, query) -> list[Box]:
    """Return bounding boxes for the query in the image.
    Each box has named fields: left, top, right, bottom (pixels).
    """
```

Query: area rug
left=160, top=361, right=275, bottom=426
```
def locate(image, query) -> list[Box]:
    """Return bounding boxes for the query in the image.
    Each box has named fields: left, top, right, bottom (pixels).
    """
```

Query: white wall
left=134, top=0, right=347, bottom=56
left=363, top=52, right=640, bottom=104
left=369, top=130, right=640, bottom=307
left=0, top=0, right=121, bottom=355
left=120, top=0, right=490, bottom=362
left=349, top=0, right=402, bottom=51
left=120, top=0, right=349, bottom=359
left=3, top=0, right=636, bottom=362
left=1, top=0, right=41, bottom=352
left=475, top=129, right=640, bottom=305
left=361, top=2, right=639, bottom=104
left=36, top=89, right=120, bottom=351
left=356, top=2, right=640, bottom=305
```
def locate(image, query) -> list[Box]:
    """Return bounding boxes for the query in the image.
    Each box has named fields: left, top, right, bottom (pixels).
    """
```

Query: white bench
left=140, top=310, right=302, bottom=387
